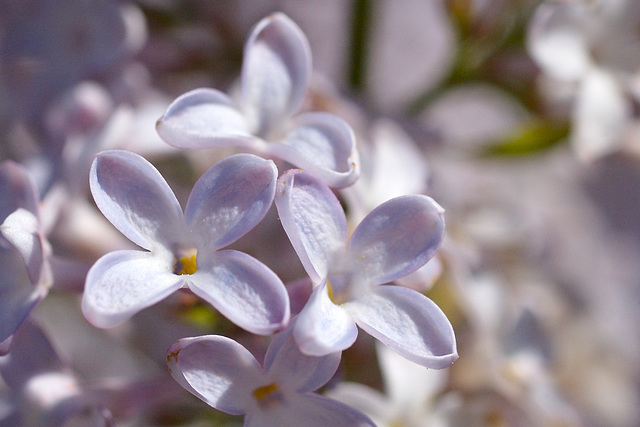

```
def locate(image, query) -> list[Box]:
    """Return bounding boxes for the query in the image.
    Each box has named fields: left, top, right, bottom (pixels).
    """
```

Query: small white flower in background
left=528, top=0, right=640, bottom=161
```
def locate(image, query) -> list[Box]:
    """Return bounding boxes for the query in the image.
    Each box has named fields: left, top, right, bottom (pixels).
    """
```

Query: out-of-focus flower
left=275, top=169, right=457, bottom=368
left=82, top=150, right=289, bottom=333
left=156, top=13, right=359, bottom=188
left=528, top=0, right=640, bottom=161
left=0, top=161, right=52, bottom=355
left=328, top=342, right=450, bottom=427
left=166, top=320, right=375, bottom=427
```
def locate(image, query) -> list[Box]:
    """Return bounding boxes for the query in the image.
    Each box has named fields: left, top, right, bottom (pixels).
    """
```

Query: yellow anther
left=175, top=254, right=197, bottom=275
left=326, top=280, right=336, bottom=303
left=252, top=382, right=280, bottom=401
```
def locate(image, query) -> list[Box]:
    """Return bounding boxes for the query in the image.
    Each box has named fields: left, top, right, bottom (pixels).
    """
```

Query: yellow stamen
left=252, top=382, right=280, bottom=401
left=175, top=254, right=197, bottom=275
left=326, top=280, right=335, bottom=303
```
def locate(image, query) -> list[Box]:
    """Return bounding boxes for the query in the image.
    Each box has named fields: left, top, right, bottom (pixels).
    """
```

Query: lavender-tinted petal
left=245, top=393, right=375, bottom=427
left=0, top=161, right=39, bottom=224
left=348, top=195, right=445, bottom=286
left=346, top=285, right=457, bottom=369
left=0, top=208, right=45, bottom=285
left=89, top=150, right=184, bottom=251
left=0, top=246, right=47, bottom=348
left=268, top=112, right=359, bottom=188
left=167, top=335, right=262, bottom=415
left=82, top=250, right=185, bottom=328
left=185, top=154, right=277, bottom=249
left=275, top=170, right=347, bottom=283
left=156, top=88, right=255, bottom=149
left=294, top=282, right=358, bottom=356
left=241, top=13, right=311, bottom=136
left=263, top=318, right=340, bottom=393
left=188, top=249, right=289, bottom=335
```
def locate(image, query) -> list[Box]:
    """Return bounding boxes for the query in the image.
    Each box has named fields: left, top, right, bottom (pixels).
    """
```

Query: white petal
left=527, top=2, right=591, bottom=81
left=188, top=250, right=289, bottom=335
left=245, top=393, right=375, bottom=427
left=185, top=154, right=277, bottom=250
left=167, top=335, right=262, bottom=415
left=294, top=282, right=358, bottom=356
left=347, top=285, right=457, bottom=369
left=82, top=250, right=184, bottom=328
left=89, top=150, right=185, bottom=251
left=156, top=88, right=255, bottom=149
left=0, top=208, right=45, bottom=285
left=241, top=13, right=311, bottom=136
left=264, top=319, right=340, bottom=393
left=326, top=382, right=391, bottom=427
left=348, top=195, right=445, bottom=286
left=572, top=68, right=630, bottom=161
left=269, top=112, right=359, bottom=188
left=275, top=170, right=347, bottom=283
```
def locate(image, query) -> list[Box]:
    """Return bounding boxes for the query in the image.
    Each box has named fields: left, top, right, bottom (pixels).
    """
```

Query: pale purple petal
left=167, top=335, right=262, bottom=415
left=294, top=282, right=358, bottom=356
left=245, top=393, right=375, bottom=427
left=89, top=150, right=184, bottom=251
left=348, top=195, right=445, bottom=286
left=156, top=88, right=255, bottom=149
left=185, top=154, right=277, bottom=250
left=264, top=319, right=340, bottom=393
left=82, top=250, right=185, bottom=328
left=0, top=208, right=45, bottom=285
left=0, top=246, right=47, bottom=347
left=188, top=249, right=289, bottom=335
left=268, top=112, right=359, bottom=188
left=241, top=13, right=311, bottom=136
left=346, top=285, right=457, bottom=369
left=0, top=161, right=39, bottom=224
left=275, top=170, right=347, bottom=283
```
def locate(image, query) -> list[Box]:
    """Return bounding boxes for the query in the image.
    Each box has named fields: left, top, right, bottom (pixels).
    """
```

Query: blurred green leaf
left=482, top=119, right=569, bottom=157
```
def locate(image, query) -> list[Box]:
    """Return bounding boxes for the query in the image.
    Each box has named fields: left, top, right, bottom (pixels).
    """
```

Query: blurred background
left=1, top=0, right=640, bottom=425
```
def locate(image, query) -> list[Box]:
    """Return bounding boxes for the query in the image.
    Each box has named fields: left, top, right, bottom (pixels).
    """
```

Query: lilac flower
left=0, top=161, right=52, bottom=355
left=156, top=13, right=359, bottom=188
left=167, top=320, right=375, bottom=427
left=275, top=169, right=457, bottom=368
left=82, top=150, right=289, bottom=334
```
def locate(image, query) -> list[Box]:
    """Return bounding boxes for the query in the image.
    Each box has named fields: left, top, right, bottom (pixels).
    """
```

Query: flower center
left=252, top=382, right=283, bottom=408
left=173, top=249, right=197, bottom=275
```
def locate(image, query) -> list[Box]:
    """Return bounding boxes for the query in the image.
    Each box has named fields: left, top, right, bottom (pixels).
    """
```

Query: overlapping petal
left=264, top=318, right=340, bottom=393
left=167, top=335, right=261, bottom=415
left=346, top=285, right=458, bottom=369
left=186, top=154, right=277, bottom=250
left=90, top=150, right=184, bottom=250
left=294, top=282, right=358, bottom=356
left=348, top=195, right=445, bottom=286
left=82, top=250, right=184, bottom=328
left=155, top=88, right=254, bottom=149
left=241, top=12, right=311, bottom=136
left=188, top=250, right=289, bottom=335
left=275, top=170, right=347, bottom=283
left=268, top=112, right=359, bottom=188
left=1, top=209, right=45, bottom=284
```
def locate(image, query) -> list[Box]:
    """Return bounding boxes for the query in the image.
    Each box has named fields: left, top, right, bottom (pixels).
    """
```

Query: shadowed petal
left=82, top=250, right=184, bottom=328
left=348, top=195, right=445, bottom=286
left=156, top=88, right=255, bottom=149
left=1, top=208, right=46, bottom=285
left=90, top=150, right=184, bottom=250
left=245, top=393, right=374, bottom=427
left=264, top=319, right=340, bottom=393
left=347, top=285, right=457, bottom=369
left=188, top=250, right=289, bottom=335
left=185, top=154, right=277, bottom=250
left=268, top=112, right=359, bottom=188
left=0, top=161, right=39, bottom=224
left=275, top=170, right=346, bottom=283
left=167, top=335, right=261, bottom=415
left=241, top=13, right=311, bottom=136
left=294, top=282, right=358, bottom=356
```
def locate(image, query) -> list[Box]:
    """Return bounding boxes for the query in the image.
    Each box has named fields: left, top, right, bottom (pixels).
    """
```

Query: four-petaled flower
left=0, top=161, right=52, bottom=355
left=167, top=319, right=375, bottom=427
left=156, top=12, right=359, bottom=188
left=82, top=150, right=290, bottom=334
left=275, top=169, right=457, bottom=368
